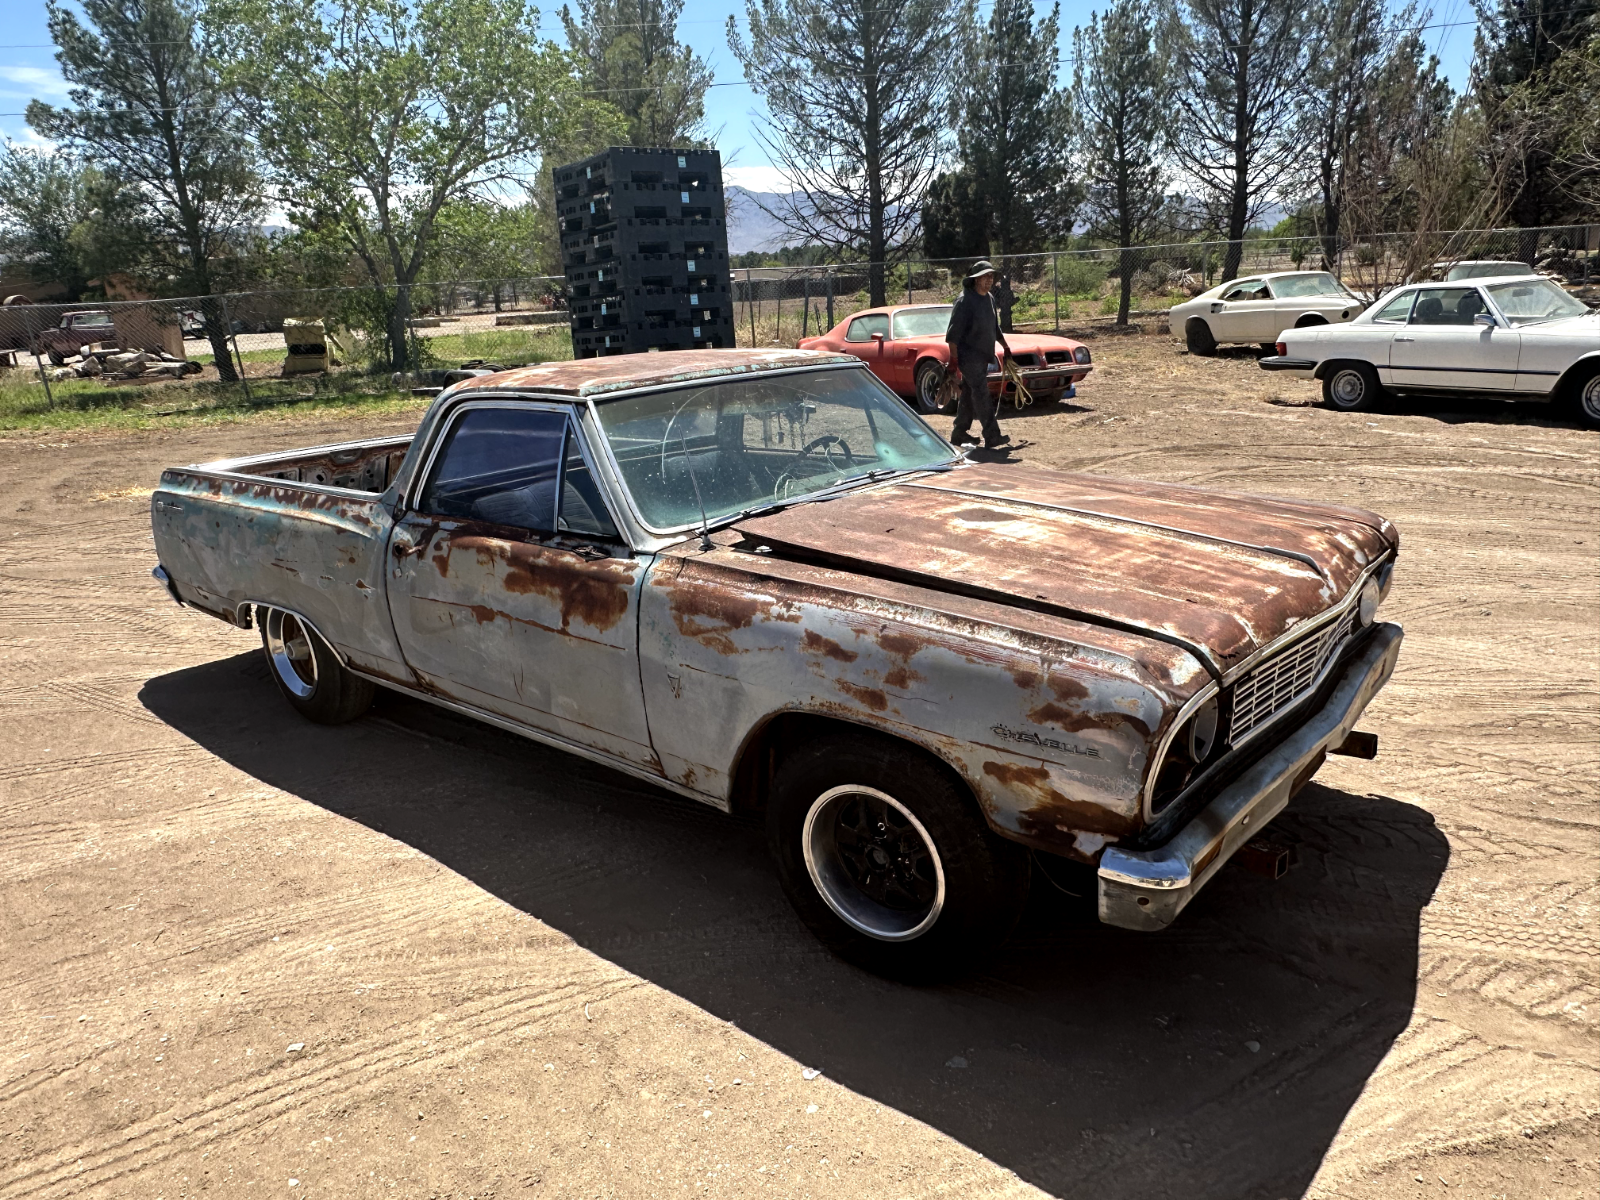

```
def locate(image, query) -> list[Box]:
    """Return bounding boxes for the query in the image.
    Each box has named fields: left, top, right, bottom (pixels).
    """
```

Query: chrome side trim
left=346, top=667, right=722, bottom=811
left=1100, top=623, right=1403, bottom=931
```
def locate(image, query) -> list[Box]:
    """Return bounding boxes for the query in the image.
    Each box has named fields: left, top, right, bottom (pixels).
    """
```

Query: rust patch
left=467, top=604, right=499, bottom=625
left=1048, top=676, right=1090, bottom=703
left=982, top=761, right=1136, bottom=837
left=837, top=680, right=889, bottom=712
left=666, top=581, right=778, bottom=654
left=875, top=630, right=925, bottom=660
left=884, top=665, right=924, bottom=690
left=1007, top=664, right=1042, bottom=691
left=427, top=535, right=639, bottom=633
left=801, top=629, right=858, bottom=663
left=1027, top=699, right=1150, bottom=739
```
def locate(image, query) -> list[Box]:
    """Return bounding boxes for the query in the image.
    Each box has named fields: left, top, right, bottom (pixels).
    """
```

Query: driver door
left=1210, top=278, right=1276, bottom=341
left=386, top=401, right=659, bottom=771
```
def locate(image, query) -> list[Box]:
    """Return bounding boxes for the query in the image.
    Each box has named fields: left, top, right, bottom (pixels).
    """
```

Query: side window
left=422, top=408, right=567, bottom=530
left=421, top=407, right=622, bottom=541
left=844, top=313, right=890, bottom=342
left=558, top=429, right=622, bottom=539
left=1371, top=292, right=1415, bottom=323
left=1410, top=287, right=1480, bottom=326
left=1221, top=279, right=1264, bottom=302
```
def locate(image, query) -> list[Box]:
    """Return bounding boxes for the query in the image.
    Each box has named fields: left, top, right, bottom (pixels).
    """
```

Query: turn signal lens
left=1357, top=578, right=1381, bottom=626
left=1275, top=341, right=1287, bottom=355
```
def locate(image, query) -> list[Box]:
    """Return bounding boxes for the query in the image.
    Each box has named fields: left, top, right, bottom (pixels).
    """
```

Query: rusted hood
left=732, top=464, right=1397, bottom=676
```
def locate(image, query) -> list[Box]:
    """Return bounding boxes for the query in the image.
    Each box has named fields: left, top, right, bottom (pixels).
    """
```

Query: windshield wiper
left=725, top=463, right=959, bottom=527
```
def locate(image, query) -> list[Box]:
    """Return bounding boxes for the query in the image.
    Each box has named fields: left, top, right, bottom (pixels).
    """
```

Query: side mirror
left=870, top=332, right=885, bottom=342
left=1474, top=312, right=1497, bottom=327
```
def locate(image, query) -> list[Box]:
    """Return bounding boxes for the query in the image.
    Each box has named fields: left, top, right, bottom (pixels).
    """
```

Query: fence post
left=826, top=270, right=834, bottom=329
left=30, top=344, right=54, bottom=409
left=1053, top=253, right=1059, bottom=332
left=801, top=275, right=811, bottom=338
left=747, top=268, right=756, bottom=347
left=219, top=295, right=253, bottom=404
left=907, top=263, right=913, bottom=306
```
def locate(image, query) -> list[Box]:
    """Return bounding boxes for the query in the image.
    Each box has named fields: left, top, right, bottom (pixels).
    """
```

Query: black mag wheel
left=767, top=733, right=1029, bottom=979
left=804, top=785, right=945, bottom=940
left=914, top=359, right=945, bottom=413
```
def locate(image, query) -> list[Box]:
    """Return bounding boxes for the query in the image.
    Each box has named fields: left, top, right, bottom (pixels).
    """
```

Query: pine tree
left=561, top=0, right=712, bottom=148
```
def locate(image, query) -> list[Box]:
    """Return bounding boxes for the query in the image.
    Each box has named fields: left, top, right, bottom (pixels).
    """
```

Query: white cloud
left=0, top=66, right=70, bottom=98
left=723, top=164, right=796, bottom=194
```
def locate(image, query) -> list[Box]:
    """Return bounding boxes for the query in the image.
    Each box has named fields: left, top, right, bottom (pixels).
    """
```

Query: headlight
left=1073, top=346, right=1092, bottom=364
left=1357, top=577, right=1381, bottom=626
left=1185, top=694, right=1220, bottom=761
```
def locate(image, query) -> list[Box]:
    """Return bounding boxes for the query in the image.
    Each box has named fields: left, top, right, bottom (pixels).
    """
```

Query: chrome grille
left=1229, top=610, right=1357, bottom=745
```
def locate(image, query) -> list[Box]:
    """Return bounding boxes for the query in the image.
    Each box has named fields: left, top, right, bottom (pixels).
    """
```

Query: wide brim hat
left=965, top=259, right=997, bottom=280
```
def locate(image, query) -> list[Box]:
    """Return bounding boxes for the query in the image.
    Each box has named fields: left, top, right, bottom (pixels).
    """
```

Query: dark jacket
left=946, top=286, right=1004, bottom=363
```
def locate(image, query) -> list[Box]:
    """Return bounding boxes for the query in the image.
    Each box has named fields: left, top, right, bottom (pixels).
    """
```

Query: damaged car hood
left=731, top=463, right=1397, bottom=678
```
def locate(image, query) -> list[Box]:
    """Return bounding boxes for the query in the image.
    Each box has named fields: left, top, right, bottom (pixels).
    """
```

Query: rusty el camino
left=150, top=348, right=1403, bottom=975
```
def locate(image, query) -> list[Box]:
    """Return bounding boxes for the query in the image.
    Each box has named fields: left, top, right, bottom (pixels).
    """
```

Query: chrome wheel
left=915, top=361, right=944, bottom=412
left=1330, top=368, right=1367, bottom=407
left=802, top=785, right=946, bottom=942
left=263, top=608, right=318, bottom=699
left=1582, top=373, right=1600, bottom=424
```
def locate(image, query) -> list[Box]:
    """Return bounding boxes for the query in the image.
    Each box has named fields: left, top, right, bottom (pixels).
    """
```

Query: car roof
left=448, top=347, right=862, bottom=400
left=1403, top=273, right=1546, bottom=288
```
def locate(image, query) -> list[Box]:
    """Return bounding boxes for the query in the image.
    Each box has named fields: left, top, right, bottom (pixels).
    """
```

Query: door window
left=844, top=313, right=890, bottom=342
left=1220, top=279, right=1268, bottom=302
left=421, top=407, right=619, bottom=539
left=1371, top=292, right=1415, bottom=323
left=1409, top=288, right=1481, bottom=326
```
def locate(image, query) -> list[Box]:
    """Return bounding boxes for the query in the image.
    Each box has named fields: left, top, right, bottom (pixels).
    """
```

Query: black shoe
left=983, top=434, right=1013, bottom=450
left=951, top=430, right=978, bottom=446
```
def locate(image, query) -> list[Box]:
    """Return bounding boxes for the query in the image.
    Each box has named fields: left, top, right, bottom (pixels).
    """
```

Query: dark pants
left=952, top=355, right=1003, bottom=445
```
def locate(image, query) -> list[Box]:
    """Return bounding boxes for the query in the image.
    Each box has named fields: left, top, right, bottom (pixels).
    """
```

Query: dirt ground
left=1, top=331, right=1594, bottom=1199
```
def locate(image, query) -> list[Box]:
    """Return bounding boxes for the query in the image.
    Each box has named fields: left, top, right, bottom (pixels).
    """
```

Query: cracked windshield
left=594, top=368, right=954, bottom=531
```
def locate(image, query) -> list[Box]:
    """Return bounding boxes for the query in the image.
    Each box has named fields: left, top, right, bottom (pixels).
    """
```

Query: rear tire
left=1321, top=361, right=1385, bottom=412
left=259, top=607, right=374, bottom=724
left=1570, top=363, right=1600, bottom=430
left=1185, top=318, right=1217, bottom=357
left=767, top=733, right=1029, bottom=980
left=913, top=359, right=945, bottom=413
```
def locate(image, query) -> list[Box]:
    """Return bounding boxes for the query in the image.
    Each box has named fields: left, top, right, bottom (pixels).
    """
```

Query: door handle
left=1392, top=336, right=1414, bottom=342
left=392, top=536, right=425, bottom=558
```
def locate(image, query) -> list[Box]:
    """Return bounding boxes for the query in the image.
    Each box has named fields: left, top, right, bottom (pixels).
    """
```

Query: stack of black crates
left=554, top=146, right=735, bottom=358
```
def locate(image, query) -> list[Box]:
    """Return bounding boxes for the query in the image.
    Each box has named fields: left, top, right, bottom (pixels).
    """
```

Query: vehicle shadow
left=141, top=653, right=1448, bottom=1200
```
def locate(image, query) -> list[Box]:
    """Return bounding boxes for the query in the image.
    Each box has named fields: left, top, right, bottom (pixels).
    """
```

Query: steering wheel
left=773, top=434, right=854, bottom=500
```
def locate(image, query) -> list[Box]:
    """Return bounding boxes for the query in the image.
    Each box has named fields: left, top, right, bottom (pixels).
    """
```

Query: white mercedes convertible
left=1259, top=275, right=1600, bottom=426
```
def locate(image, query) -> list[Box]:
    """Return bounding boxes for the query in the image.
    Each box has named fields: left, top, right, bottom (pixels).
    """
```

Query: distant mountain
left=726, top=186, right=807, bottom=256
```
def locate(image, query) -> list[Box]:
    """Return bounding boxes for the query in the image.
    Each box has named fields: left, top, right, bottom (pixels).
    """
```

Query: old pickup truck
left=150, top=349, right=1403, bottom=975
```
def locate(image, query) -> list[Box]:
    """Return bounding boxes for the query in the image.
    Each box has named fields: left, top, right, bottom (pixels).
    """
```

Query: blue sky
left=0, top=0, right=1484, bottom=187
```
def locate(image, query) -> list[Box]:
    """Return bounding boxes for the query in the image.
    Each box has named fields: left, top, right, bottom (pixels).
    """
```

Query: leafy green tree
left=225, top=0, right=621, bottom=369
left=427, top=200, right=548, bottom=309
left=1074, top=0, right=1171, bottom=323
left=29, top=0, right=261, bottom=378
left=1166, top=0, right=1305, bottom=281
left=1475, top=0, right=1598, bottom=248
left=728, top=0, right=969, bottom=305
left=954, top=0, right=1076, bottom=259
left=561, top=0, right=712, bottom=148
left=920, top=169, right=988, bottom=262
left=0, top=146, right=144, bottom=300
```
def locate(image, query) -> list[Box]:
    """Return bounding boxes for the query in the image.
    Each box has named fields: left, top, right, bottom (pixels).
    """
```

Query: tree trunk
left=864, top=11, right=886, bottom=306
left=1222, top=9, right=1252, bottom=283
left=389, top=284, right=413, bottom=373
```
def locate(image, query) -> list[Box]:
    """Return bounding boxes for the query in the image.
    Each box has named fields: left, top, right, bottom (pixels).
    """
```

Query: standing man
left=945, top=259, right=1012, bottom=450
left=994, top=271, right=1016, bottom=333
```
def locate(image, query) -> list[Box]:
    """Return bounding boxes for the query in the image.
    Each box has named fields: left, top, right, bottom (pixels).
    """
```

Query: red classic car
left=797, top=303, right=1093, bottom=411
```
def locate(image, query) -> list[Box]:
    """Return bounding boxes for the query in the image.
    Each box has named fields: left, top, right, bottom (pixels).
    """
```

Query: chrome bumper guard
left=1098, top=623, right=1403, bottom=931
left=1257, top=355, right=1317, bottom=373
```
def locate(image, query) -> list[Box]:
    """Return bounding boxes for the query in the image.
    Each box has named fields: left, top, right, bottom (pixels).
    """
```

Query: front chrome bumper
left=1097, top=622, right=1403, bottom=931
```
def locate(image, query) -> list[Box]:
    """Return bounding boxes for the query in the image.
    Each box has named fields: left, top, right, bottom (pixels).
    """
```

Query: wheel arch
left=1312, top=356, right=1376, bottom=381
left=1554, top=351, right=1600, bottom=398
left=1294, top=312, right=1330, bottom=327
left=727, top=708, right=978, bottom=817
left=238, top=600, right=353, bottom=665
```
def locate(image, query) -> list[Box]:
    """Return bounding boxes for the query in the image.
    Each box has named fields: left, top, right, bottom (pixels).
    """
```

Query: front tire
left=1185, top=318, right=1217, bottom=356
left=260, top=607, right=374, bottom=724
left=767, top=733, right=1029, bottom=979
left=1322, top=361, right=1385, bottom=412
left=913, top=359, right=945, bottom=413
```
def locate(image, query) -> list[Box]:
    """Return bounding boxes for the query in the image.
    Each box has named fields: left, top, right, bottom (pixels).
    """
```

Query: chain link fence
left=2, top=224, right=1593, bottom=422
